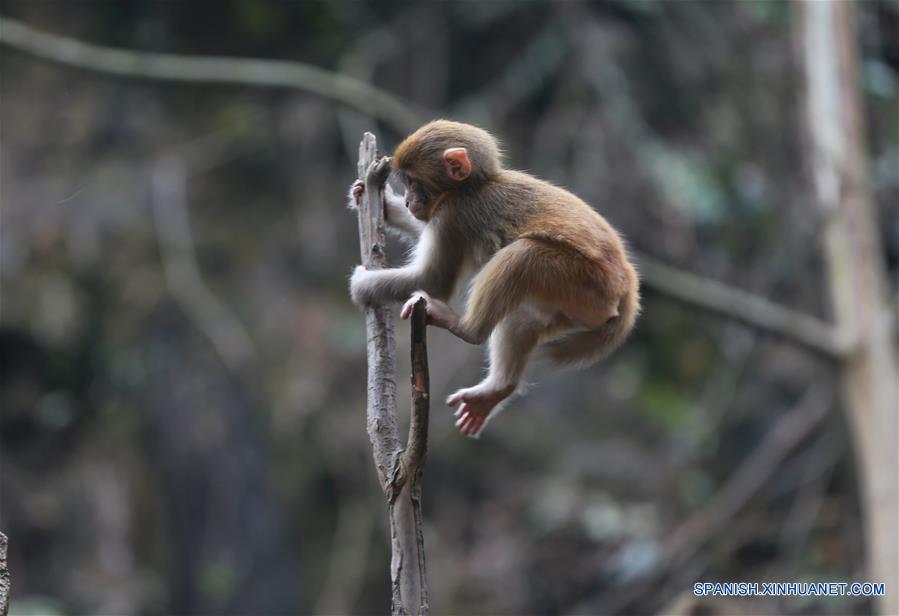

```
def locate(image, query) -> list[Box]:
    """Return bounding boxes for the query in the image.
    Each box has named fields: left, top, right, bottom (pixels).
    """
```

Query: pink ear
left=443, top=147, right=471, bottom=181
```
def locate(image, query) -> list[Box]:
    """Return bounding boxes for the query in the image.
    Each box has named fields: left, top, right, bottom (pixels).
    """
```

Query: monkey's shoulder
left=498, top=170, right=599, bottom=212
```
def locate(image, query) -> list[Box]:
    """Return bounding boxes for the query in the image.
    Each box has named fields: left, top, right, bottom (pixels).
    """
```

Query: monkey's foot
left=400, top=291, right=431, bottom=320
left=446, top=384, right=515, bottom=437
left=401, top=291, right=460, bottom=335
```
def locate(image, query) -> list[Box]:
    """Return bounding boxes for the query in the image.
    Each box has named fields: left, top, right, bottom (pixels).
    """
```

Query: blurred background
left=1, top=1, right=897, bottom=615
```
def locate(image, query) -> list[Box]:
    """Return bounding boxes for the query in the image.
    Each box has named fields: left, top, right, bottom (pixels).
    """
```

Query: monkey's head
left=392, top=120, right=502, bottom=221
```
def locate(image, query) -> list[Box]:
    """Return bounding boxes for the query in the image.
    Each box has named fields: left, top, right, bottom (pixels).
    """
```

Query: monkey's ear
left=443, top=148, right=472, bottom=181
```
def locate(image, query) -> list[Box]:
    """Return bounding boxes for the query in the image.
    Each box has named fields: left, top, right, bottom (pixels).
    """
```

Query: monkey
left=348, top=120, right=640, bottom=437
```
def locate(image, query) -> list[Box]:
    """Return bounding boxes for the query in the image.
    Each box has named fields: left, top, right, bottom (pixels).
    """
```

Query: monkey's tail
left=541, top=286, right=640, bottom=368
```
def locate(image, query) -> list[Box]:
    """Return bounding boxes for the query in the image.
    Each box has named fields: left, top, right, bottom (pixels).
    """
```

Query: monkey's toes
left=454, top=404, right=488, bottom=437
left=447, top=384, right=504, bottom=408
left=401, top=291, right=430, bottom=320
left=446, top=389, right=466, bottom=407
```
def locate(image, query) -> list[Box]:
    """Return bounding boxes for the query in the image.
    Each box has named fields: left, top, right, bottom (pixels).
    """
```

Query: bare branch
left=355, top=134, right=429, bottom=615
left=636, top=253, right=850, bottom=358
left=404, top=298, right=430, bottom=475
left=0, top=532, right=8, bottom=616
left=356, top=134, right=401, bottom=489
left=403, top=299, right=430, bottom=615
left=797, top=3, right=899, bottom=612
left=0, top=17, right=420, bottom=135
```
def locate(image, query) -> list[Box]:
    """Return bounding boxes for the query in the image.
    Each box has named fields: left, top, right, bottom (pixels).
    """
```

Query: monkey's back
left=490, top=169, right=639, bottom=325
left=502, top=171, right=630, bottom=264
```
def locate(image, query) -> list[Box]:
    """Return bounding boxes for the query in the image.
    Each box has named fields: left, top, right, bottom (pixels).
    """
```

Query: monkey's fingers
left=400, top=295, right=419, bottom=319
left=352, top=180, right=364, bottom=199
left=455, top=406, right=474, bottom=431
left=456, top=407, right=485, bottom=437
left=400, top=292, right=429, bottom=320
left=467, top=418, right=485, bottom=437
left=366, top=156, right=392, bottom=185
left=347, top=180, right=364, bottom=209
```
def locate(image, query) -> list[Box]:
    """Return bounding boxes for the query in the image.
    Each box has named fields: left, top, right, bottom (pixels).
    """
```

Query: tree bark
left=356, top=133, right=430, bottom=616
left=796, top=2, right=899, bottom=613
left=0, top=531, right=9, bottom=616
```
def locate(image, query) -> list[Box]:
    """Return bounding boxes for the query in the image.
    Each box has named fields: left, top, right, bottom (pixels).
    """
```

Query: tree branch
left=404, top=298, right=430, bottom=478
left=636, top=253, right=851, bottom=358
left=356, top=133, right=401, bottom=490
left=404, top=297, right=430, bottom=613
left=355, top=133, right=429, bottom=616
left=0, top=17, right=420, bottom=135
left=0, top=531, right=8, bottom=616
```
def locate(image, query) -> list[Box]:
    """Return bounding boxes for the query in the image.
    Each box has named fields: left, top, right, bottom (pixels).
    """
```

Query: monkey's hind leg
left=448, top=308, right=552, bottom=437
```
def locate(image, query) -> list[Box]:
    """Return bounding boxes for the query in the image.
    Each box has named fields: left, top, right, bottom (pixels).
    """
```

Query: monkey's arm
left=349, top=180, right=424, bottom=241
left=351, top=221, right=467, bottom=306
left=350, top=256, right=459, bottom=307
left=351, top=265, right=421, bottom=306
left=383, top=184, right=426, bottom=240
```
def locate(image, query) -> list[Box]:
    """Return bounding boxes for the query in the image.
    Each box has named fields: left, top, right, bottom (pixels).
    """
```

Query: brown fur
left=392, top=121, right=639, bottom=359
left=351, top=120, right=640, bottom=435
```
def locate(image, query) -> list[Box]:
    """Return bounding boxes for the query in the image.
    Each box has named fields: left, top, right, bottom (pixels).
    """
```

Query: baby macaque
left=349, top=120, right=639, bottom=437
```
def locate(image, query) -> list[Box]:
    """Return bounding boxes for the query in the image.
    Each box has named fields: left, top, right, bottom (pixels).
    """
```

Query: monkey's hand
left=348, top=156, right=397, bottom=214
left=347, top=180, right=365, bottom=209
left=400, top=291, right=459, bottom=333
left=349, top=180, right=401, bottom=208
left=367, top=155, right=392, bottom=185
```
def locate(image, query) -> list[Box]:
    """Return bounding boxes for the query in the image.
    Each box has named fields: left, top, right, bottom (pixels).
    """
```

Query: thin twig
left=404, top=298, right=430, bottom=476
left=405, top=297, right=430, bottom=615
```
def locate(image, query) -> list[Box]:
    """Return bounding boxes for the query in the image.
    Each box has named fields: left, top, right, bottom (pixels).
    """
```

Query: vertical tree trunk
left=0, top=532, right=9, bottom=616
left=355, top=133, right=430, bottom=616
left=796, top=2, right=899, bottom=613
